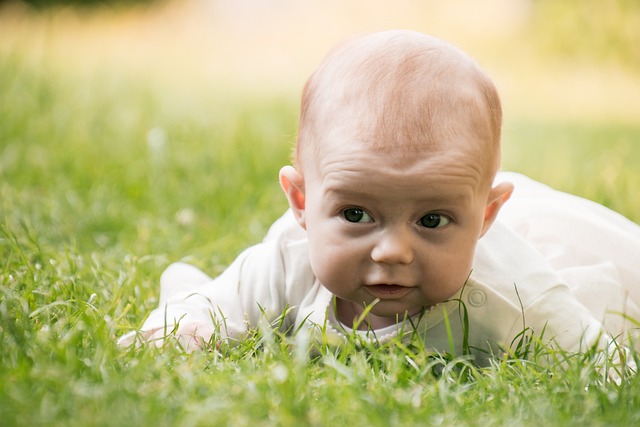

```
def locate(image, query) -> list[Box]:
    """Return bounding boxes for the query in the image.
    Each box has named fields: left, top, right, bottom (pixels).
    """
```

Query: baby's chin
left=366, top=304, right=433, bottom=324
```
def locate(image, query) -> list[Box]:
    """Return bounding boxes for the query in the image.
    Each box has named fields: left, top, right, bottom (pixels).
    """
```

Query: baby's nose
left=370, top=229, right=414, bottom=265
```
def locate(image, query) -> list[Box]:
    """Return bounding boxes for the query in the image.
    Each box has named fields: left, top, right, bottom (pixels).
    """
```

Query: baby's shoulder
left=471, top=221, right=566, bottom=306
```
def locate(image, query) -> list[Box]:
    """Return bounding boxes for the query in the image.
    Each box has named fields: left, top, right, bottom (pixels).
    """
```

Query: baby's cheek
left=308, top=226, right=365, bottom=290
left=424, top=254, right=473, bottom=299
left=311, top=251, right=350, bottom=290
left=310, top=254, right=338, bottom=286
left=448, top=262, right=474, bottom=294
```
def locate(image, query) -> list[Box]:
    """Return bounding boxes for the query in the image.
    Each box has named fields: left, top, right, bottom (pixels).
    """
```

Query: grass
left=2, top=42, right=640, bottom=426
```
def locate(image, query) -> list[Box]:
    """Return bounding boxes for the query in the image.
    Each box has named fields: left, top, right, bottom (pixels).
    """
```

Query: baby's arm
left=118, top=239, right=293, bottom=351
left=509, top=283, right=637, bottom=382
left=474, top=218, right=638, bottom=380
left=117, top=262, right=244, bottom=351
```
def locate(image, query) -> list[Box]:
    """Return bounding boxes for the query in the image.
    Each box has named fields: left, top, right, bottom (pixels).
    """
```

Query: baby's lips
left=365, top=281, right=414, bottom=288
left=365, top=284, right=413, bottom=299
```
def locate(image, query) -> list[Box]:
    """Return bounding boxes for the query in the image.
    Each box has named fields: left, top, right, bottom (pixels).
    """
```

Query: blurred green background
left=1, top=0, right=639, bottom=258
left=1, top=0, right=639, bottom=259
left=1, top=2, right=639, bottom=425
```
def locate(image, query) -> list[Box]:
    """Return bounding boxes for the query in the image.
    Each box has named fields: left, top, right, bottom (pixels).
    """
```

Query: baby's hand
left=118, top=320, right=216, bottom=353
left=171, top=321, right=216, bottom=353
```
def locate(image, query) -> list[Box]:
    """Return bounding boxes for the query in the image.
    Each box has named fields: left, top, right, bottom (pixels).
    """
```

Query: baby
left=119, top=30, right=640, bottom=367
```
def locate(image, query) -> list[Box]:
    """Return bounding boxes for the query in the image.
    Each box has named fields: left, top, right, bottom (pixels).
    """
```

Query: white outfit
left=120, top=172, right=640, bottom=366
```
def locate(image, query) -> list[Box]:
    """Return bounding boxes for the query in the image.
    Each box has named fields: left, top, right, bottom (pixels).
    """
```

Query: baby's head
left=280, top=30, right=513, bottom=328
left=296, top=30, right=502, bottom=186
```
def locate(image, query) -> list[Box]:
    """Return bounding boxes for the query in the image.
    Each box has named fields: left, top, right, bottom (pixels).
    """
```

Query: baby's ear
left=480, top=181, right=514, bottom=237
left=279, top=166, right=307, bottom=229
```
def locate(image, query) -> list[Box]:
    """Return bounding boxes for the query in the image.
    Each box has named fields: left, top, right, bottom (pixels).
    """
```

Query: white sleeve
left=118, top=238, right=299, bottom=347
left=515, top=285, right=637, bottom=381
left=505, top=284, right=608, bottom=354
left=471, top=220, right=637, bottom=377
left=496, top=171, right=640, bottom=306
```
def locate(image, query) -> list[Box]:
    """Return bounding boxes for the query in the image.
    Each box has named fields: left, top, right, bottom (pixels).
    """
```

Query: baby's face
left=292, top=125, right=501, bottom=326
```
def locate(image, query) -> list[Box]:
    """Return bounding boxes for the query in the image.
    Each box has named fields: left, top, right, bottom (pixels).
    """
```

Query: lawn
left=2, top=3, right=640, bottom=426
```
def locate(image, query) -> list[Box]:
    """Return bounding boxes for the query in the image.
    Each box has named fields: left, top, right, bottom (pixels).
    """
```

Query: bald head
left=295, top=30, right=502, bottom=184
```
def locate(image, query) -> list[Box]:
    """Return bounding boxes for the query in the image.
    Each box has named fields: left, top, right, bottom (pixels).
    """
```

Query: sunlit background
left=2, top=4, right=640, bottom=425
left=2, top=0, right=639, bottom=121
left=1, top=0, right=640, bottom=234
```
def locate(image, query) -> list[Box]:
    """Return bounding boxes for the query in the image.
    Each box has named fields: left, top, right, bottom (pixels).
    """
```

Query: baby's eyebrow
left=325, top=185, right=472, bottom=206
left=323, top=186, right=383, bottom=202
left=324, top=187, right=367, bottom=198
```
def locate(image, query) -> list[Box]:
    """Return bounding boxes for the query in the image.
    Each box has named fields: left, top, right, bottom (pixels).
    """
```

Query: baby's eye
left=342, top=208, right=373, bottom=223
left=419, top=213, right=450, bottom=229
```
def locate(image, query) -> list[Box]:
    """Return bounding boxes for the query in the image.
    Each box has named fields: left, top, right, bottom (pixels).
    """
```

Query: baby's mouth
left=366, top=284, right=412, bottom=299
